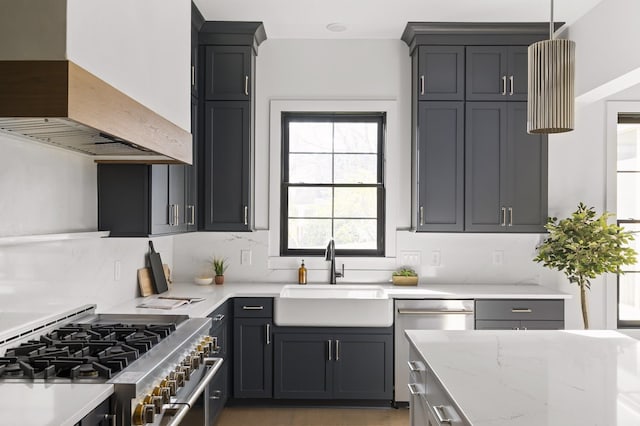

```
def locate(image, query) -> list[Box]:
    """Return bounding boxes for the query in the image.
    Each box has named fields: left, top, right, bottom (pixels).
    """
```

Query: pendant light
left=527, top=0, right=576, bottom=134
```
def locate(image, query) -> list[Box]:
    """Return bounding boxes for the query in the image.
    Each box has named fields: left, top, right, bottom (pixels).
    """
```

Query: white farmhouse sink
left=279, top=284, right=387, bottom=299
left=274, top=284, right=393, bottom=327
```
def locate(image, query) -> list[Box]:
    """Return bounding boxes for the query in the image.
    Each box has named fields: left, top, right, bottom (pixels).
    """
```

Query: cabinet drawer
left=475, top=299, right=563, bottom=321
left=425, top=369, right=468, bottom=425
left=475, top=320, right=521, bottom=330
left=234, top=297, right=273, bottom=318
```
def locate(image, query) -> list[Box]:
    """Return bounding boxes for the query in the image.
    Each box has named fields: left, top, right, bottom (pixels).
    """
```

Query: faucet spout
left=325, top=239, right=343, bottom=284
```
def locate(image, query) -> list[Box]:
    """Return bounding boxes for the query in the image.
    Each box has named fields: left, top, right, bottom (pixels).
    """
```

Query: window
left=280, top=113, right=385, bottom=256
left=617, top=114, right=640, bottom=327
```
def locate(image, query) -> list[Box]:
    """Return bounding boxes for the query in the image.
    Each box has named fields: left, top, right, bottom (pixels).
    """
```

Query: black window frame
left=280, top=112, right=386, bottom=257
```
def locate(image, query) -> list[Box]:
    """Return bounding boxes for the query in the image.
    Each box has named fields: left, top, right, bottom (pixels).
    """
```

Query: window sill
left=267, top=256, right=397, bottom=271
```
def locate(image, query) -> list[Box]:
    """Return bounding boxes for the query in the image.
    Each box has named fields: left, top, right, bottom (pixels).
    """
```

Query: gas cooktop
left=0, top=314, right=187, bottom=382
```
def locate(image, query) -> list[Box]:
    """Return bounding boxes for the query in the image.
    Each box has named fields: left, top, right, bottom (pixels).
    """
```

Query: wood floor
left=216, top=406, right=410, bottom=426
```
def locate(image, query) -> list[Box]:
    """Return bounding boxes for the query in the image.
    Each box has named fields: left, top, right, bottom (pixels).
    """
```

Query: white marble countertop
left=406, top=330, right=640, bottom=426
left=101, top=281, right=570, bottom=317
left=0, top=383, right=113, bottom=426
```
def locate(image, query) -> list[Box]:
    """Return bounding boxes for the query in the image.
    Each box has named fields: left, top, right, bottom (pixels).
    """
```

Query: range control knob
left=132, top=402, right=155, bottom=425
left=165, top=378, right=177, bottom=396
left=178, top=365, right=191, bottom=380
left=153, top=383, right=171, bottom=404
left=169, top=370, right=185, bottom=388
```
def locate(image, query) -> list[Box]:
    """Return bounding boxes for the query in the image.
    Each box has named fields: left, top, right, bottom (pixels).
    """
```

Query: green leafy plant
left=392, top=267, right=418, bottom=277
left=534, top=202, right=637, bottom=329
left=210, top=257, right=228, bottom=276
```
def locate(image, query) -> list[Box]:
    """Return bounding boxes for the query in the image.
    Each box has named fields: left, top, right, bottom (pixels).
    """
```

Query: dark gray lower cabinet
left=475, top=299, right=564, bottom=330
left=233, top=317, right=272, bottom=398
left=273, top=328, right=393, bottom=400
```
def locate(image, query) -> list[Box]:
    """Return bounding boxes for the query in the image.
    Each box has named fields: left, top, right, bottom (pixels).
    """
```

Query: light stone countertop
left=406, top=329, right=640, bottom=426
left=100, top=281, right=570, bottom=317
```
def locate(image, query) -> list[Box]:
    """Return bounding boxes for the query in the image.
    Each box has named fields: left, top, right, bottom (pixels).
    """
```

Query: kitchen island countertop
left=406, top=329, right=640, bottom=425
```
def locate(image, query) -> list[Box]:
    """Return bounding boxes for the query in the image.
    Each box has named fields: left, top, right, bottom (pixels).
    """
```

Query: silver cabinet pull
left=191, top=65, right=195, bottom=86
left=242, top=305, right=264, bottom=310
left=210, top=390, right=222, bottom=400
left=168, top=204, right=174, bottom=226
left=433, top=405, right=452, bottom=425
left=407, top=383, right=421, bottom=396
left=508, top=207, right=513, bottom=226
left=328, top=340, right=332, bottom=361
left=407, top=361, right=424, bottom=372
left=103, top=414, right=116, bottom=426
left=501, top=75, right=507, bottom=95
left=213, top=314, right=225, bottom=321
left=265, top=323, right=271, bottom=345
left=512, top=308, right=532, bottom=313
left=175, top=204, right=180, bottom=226
left=244, top=205, right=248, bottom=226
left=398, top=309, right=473, bottom=315
left=509, top=75, right=514, bottom=95
left=419, top=206, right=424, bottom=226
left=420, top=75, right=425, bottom=95
left=500, top=207, right=506, bottom=226
left=335, top=339, right=340, bottom=361
left=187, top=205, right=195, bottom=225
left=244, top=75, right=249, bottom=96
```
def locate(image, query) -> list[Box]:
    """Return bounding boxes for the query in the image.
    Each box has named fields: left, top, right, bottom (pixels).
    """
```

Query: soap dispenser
left=298, top=259, right=307, bottom=285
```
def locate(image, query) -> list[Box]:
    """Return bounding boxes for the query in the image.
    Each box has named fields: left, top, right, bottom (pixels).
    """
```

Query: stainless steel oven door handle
left=397, top=309, right=474, bottom=315
left=165, top=357, right=223, bottom=426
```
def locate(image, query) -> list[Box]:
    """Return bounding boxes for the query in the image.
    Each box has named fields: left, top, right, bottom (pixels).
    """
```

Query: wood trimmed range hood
left=0, top=60, right=192, bottom=164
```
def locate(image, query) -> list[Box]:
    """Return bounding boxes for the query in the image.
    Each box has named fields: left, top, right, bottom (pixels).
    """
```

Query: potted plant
left=210, top=257, right=228, bottom=285
left=534, top=202, right=637, bottom=329
left=392, top=267, right=419, bottom=286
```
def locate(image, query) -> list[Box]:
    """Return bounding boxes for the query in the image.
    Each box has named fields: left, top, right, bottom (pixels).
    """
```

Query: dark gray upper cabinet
left=98, top=164, right=188, bottom=237
left=466, top=46, right=528, bottom=101
left=465, top=102, right=547, bottom=232
left=416, top=102, right=464, bottom=231
left=204, top=46, right=252, bottom=101
left=417, top=45, right=464, bottom=100
left=273, top=327, right=392, bottom=400
left=186, top=96, right=198, bottom=232
left=202, top=101, right=251, bottom=231
left=191, top=2, right=204, bottom=97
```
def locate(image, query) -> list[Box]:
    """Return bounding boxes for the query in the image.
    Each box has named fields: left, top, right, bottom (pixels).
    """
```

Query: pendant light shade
left=527, top=1, right=576, bottom=134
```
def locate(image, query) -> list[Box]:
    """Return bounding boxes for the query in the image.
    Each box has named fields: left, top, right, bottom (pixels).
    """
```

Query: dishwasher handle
left=397, top=308, right=474, bottom=315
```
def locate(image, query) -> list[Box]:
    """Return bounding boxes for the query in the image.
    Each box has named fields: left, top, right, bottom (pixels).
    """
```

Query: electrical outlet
left=400, top=251, right=421, bottom=268
left=431, top=250, right=441, bottom=267
left=493, top=250, right=504, bottom=266
left=114, top=260, right=121, bottom=281
left=241, top=249, right=252, bottom=265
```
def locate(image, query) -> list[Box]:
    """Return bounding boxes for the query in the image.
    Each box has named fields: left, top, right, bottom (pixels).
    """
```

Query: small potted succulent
left=392, top=267, right=418, bottom=286
left=210, top=257, right=228, bottom=285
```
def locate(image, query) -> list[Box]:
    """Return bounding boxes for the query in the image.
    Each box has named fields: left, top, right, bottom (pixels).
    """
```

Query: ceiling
left=193, top=0, right=604, bottom=39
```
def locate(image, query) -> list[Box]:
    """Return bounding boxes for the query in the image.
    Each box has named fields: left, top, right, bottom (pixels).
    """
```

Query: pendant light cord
left=549, top=0, right=554, bottom=40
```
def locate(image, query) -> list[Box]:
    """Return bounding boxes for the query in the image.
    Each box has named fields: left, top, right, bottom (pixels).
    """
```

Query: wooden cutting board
left=138, top=264, right=172, bottom=296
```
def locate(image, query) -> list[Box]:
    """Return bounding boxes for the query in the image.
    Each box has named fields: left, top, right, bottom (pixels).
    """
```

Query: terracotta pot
left=214, top=275, right=224, bottom=285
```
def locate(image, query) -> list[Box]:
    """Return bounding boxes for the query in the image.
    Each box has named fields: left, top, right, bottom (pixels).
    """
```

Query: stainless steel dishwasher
left=394, top=299, right=474, bottom=404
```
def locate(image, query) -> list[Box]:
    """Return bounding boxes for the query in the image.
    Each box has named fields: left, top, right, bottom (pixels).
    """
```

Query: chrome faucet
left=325, top=239, right=344, bottom=284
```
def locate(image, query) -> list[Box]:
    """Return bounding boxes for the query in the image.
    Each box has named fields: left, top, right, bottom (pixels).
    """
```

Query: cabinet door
left=191, top=21, right=199, bottom=97
left=417, top=46, right=464, bottom=100
left=204, top=46, right=252, bottom=101
left=417, top=102, right=464, bottom=231
left=332, top=333, right=393, bottom=399
left=465, top=102, right=507, bottom=231
left=506, top=46, right=528, bottom=100
left=273, top=333, right=333, bottom=399
left=233, top=318, right=272, bottom=398
left=466, top=46, right=508, bottom=100
left=504, top=102, right=547, bottom=232
left=150, top=165, right=172, bottom=235
left=185, top=96, right=198, bottom=232
left=169, top=164, right=187, bottom=233
left=202, top=101, right=251, bottom=231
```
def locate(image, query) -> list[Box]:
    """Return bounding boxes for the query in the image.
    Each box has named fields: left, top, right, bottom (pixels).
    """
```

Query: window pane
left=334, top=154, right=377, bottom=183
left=617, top=125, right=640, bottom=171
left=334, top=187, right=377, bottom=218
left=334, top=122, right=378, bottom=153
left=288, top=187, right=332, bottom=218
left=289, top=154, right=332, bottom=183
left=617, top=173, right=640, bottom=219
left=334, top=219, right=377, bottom=250
left=619, top=222, right=640, bottom=270
left=289, top=122, right=333, bottom=153
left=619, top=273, right=640, bottom=321
left=288, top=219, right=332, bottom=249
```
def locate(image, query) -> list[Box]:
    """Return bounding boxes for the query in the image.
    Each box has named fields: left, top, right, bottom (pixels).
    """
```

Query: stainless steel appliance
left=394, top=299, right=474, bottom=404
left=0, top=305, right=222, bottom=426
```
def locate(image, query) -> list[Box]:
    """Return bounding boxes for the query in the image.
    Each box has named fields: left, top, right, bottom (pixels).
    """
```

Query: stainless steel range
left=0, top=305, right=222, bottom=426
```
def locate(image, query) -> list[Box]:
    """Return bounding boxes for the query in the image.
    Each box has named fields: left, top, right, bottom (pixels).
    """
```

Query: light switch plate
left=241, top=249, right=252, bottom=265
left=400, top=251, right=421, bottom=269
